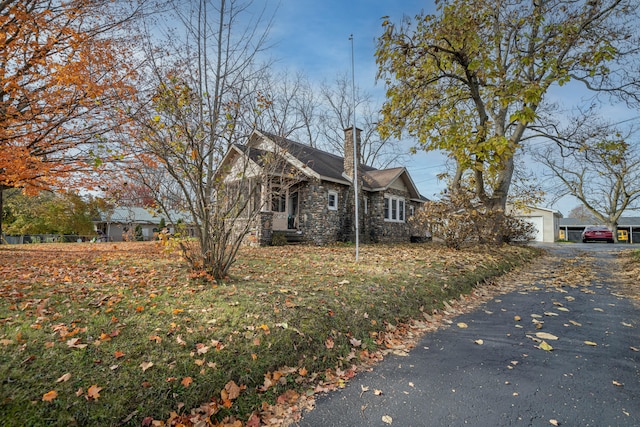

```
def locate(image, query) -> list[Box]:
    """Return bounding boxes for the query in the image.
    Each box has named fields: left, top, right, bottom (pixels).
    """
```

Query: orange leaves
left=325, top=337, right=335, bottom=349
left=86, top=385, right=102, bottom=400
left=181, top=377, right=193, bottom=388
left=42, top=390, right=58, bottom=402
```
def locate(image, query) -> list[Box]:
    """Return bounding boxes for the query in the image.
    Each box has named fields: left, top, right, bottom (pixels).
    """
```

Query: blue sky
left=261, top=1, right=637, bottom=215
left=266, top=0, right=447, bottom=201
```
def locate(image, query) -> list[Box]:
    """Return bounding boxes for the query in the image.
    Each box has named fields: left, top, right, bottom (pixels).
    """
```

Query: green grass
left=0, top=242, right=538, bottom=426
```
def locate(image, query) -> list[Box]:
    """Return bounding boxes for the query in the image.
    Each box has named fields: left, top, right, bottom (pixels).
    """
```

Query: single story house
left=219, top=128, right=427, bottom=245
left=558, top=217, right=640, bottom=243
left=94, top=207, right=191, bottom=242
left=507, top=205, right=563, bottom=242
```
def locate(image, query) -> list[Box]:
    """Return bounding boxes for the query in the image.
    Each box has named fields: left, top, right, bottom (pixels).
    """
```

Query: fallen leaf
left=569, top=320, right=582, bottom=326
left=535, top=332, right=559, bottom=341
left=181, top=377, right=193, bottom=388
left=148, top=335, right=162, bottom=343
left=114, top=351, right=125, bottom=359
left=539, top=341, right=553, bottom=351
left=549, top=419, right=559, bottom=426
left=514, top=315, right=521, bottom=321
left=87, top=384, right=102, bottom=400
left=612, top=380, right=623, bottom=387
left=474, top=339, right=484, bottom=345
left=42, top=390, right=58, bottom=402
left=140, top=361, right=154, bottom=372
left=325, top=337, right=335, bottom=349
left=457, top=322, right=468, bottom=329
left=56, top=373, right=71, bottom=383
left=621, top=322, right=633, bottom=328
left=350, top=337, right=362, bottom=347
left=594, top=308, right=604, bottom=312
left=224, top=380, right=241, bottom=400
left=382, top=415, right=393, bottom=424
left=584, top=341, right=598, bottom=346
left=176, top=335, right=186, bottom=346
left=299, top=367, right=308, bottom=376
left=66, top=338, right=87, bottom=349
left=374, top=389, right=383, bottom=395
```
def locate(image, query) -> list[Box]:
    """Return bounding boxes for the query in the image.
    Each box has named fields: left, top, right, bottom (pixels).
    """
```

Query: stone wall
left=256, top=179, right=422, bottom=246
left=297, top=179, right=348, bottom=245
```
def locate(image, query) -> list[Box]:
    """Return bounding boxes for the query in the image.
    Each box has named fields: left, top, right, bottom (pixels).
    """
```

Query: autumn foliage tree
left=0, top=0, right=141, bottom=238
left=376, top=0, right=640, bottom=241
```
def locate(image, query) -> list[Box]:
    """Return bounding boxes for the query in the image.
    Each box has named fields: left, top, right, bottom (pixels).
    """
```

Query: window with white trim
left=328, top=190, right=338, bottom=210
left=384, top=195, right=406, bottom=222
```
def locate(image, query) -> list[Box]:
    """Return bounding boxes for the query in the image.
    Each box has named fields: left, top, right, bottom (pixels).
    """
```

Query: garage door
left=524, top=216, right=544, bottom=242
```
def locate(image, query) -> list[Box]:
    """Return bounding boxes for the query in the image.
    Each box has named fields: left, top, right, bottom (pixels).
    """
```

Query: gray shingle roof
left=254, top=131, right=425, bottom=200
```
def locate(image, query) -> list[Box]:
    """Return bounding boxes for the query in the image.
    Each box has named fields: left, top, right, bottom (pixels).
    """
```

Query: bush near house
left=0, top=242, right=538, bottom=426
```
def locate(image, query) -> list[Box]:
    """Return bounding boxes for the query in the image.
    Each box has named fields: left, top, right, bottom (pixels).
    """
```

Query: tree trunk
left=0, top=187, right=5, bottom=244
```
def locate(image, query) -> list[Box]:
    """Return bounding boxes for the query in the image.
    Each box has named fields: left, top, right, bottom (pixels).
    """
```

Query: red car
left=581, top=225, right=614, bottom=243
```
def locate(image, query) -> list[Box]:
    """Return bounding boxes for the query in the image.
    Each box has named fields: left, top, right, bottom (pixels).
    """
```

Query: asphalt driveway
left=299, top=244, right=640, bottom=427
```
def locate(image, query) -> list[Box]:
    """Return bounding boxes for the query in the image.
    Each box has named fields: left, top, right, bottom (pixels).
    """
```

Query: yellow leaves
left=42, top=390, right=58, bottom=402
left=535, top=332, right=558, bottom=341
left=457, top=322, right=468, bottom=329
left=549, top=419, right=559, bottom=426
left=382, top=414, right=393, bottom=424
left=538, top=341, right=553, bottom=351
left=584, top=341, right=598, bottom=346
left=325, top=337, right=335, bottom=349
left=612, top=380, right=623, bottom=387
left=148, top=335, right=162, bottom=344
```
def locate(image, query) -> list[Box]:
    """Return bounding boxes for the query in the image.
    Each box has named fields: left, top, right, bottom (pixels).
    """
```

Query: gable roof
left=248, top=130, right=425, bottom=201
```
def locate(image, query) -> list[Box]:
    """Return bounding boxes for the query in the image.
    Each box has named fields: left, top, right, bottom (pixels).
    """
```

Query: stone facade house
left=219, top=128, right=426, bottom=245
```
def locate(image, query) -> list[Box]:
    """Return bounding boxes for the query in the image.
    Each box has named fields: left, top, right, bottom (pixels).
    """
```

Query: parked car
left=581, top=225, right=614, bottom=243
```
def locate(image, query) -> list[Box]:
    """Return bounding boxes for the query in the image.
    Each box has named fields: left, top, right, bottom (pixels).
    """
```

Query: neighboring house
left=94, top=207, right=190, bottom=242
left=559, top=217, right=640, bottom=243
left=507, top=205, right=563, bottom=242
left=219, top=128, right=427, bottom=246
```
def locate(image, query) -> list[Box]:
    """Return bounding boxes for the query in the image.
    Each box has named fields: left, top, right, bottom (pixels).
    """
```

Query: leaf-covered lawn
left=0, top=242, right=537, bottom=426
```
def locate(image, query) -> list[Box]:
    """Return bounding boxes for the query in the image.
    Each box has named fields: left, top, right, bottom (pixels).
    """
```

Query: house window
left=384, top=197, right=389, bottom=219
left=384, top=195, right=406, bottom=223
left=328, top=190, right=338, bottom=211
left=271, top=187, right=286, bottom=212
left=363, top=197, right=368, bottom=214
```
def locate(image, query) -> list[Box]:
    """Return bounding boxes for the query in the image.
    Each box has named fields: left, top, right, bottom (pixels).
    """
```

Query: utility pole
left=349, top=34, right=359, bottom=261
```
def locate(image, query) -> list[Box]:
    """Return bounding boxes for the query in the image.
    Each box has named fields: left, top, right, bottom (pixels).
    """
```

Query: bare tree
left=120, top=0, right=287, bottom=280
left=534, top=118, right=640, bottom=236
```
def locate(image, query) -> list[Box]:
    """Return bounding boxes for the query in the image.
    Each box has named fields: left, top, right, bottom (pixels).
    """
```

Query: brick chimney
left=343, top=126, right=362, bottom=180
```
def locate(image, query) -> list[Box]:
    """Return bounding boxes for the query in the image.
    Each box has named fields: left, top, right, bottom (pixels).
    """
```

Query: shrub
left=271, top=231, right=287, bottom=246
left=410, top=190, right=534, bottom=248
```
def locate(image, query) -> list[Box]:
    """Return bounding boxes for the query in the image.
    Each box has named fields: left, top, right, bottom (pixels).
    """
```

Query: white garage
left=507, top=205, right=563, bottom=243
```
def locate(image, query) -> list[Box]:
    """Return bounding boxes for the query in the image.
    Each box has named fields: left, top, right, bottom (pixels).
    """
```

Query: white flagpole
left=350, top=34, right=359, bottom=261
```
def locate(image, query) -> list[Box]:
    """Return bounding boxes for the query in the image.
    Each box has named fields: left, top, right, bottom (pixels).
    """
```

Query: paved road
left=299, top=244, right=640, bottom=427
